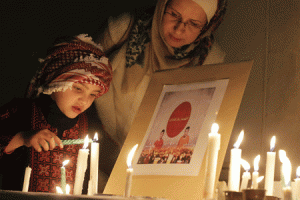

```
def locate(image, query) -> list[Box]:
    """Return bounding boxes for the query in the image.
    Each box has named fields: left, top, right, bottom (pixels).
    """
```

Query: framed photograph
left=104, top=61, right=253, bottom=200
left=132, top=79, right=229, bottom=176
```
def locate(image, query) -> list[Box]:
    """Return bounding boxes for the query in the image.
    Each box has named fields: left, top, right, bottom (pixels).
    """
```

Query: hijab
left=122, top=0, right=227, bottom=92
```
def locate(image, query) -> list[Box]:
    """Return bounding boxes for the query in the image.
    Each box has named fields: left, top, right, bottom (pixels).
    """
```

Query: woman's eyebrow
left=167, top=6, right=203, bottom=23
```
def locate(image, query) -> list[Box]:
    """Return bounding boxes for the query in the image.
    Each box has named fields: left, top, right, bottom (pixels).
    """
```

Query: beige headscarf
left=122, top=0, right=225, bottom=92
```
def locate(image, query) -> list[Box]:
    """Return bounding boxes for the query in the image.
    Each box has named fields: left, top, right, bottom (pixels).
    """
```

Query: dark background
left=0, top=0, right=156, bottom=107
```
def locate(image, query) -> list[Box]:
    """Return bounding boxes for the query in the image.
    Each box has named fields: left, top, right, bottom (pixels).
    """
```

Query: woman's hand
left=23, top=129, right=63, bottom=152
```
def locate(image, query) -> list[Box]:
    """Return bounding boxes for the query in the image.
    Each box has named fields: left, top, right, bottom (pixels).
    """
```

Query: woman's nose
left=174, top=21, right=186, bottom=34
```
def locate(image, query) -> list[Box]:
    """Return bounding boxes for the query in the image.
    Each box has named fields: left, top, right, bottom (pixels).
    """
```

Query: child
left=0, top=34, right=112, bottom=193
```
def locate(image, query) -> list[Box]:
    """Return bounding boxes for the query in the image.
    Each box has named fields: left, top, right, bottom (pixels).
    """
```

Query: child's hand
left=23, top=129, right=63, bottom=152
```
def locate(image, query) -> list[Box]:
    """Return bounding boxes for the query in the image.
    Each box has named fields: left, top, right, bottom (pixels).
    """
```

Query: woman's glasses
left=164, top=7, right=206, bottom=33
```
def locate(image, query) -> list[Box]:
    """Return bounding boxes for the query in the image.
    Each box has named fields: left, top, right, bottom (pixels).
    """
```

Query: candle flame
left=240, top=159, right=250, bottom=171
left=279, top=150, right=287, bottom=163
left=270, top=136, right=276, bottom=152
left=94, top=132, right=98, bottom=141
left=297, top=166, right=300, bottom=178
left=257, top=176, right=264, bottom=183
left=233, top=130, right=244, bottom=148
left=254, top=155, right=260, bottom=171
left=66, top=184, right=70, bottom=194
left=56, top=186, right=63, bottom=194
left=62, top=160, right=69, bottom=167
left=279, top=150, right=292, bottom=186
left=83, top=135, right=89, bottom=149
left=211, top=123, right=219, bottom=134
left=127, top=144, right=138, bottom=168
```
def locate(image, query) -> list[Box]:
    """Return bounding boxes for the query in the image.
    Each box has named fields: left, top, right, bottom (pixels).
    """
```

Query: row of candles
left=21, top=122, right=298, bottom=199
left=227, top=130, right=300, bottom=200
left=22, top=133, right=100, bottom=195
left=22, top=132, right=138, bottom=197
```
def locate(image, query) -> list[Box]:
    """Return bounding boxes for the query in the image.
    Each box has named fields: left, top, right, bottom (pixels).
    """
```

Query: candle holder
left=265, top=196, right=281, bottom=200
left=242, top=189, right=266, bottom=200
left=225, top=191, right=243, bottom=200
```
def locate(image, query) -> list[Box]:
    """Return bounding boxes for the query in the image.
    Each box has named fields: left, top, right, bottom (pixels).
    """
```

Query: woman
left=94, top=0, right=227, bottom=146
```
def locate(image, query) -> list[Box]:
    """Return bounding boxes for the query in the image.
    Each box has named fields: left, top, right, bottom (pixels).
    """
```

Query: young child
left=0, top=34, right=112, bottom=193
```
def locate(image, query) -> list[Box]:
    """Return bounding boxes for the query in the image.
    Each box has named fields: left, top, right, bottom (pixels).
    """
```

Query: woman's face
left=162, top=0, right=207, bottom=48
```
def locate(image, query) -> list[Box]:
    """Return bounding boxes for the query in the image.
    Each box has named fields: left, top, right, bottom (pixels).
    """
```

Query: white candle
left=264, top=136, right=276, bottom=196
left=22, top=166, right=32, bottom=192
left=228, top=130, right=244, bottom=191
left=61, top=160, right=69, bottom=194
left=89, top=133, right=99, bottom=195
left=240, top=159, right=251, bottom=191
left=125, top=144, right=138, bottom=197
left=294, top=167, right=300, bottom=200
left=252, top=155, right=260, bottom=189
left=204, top=123, right=221, bottom=199
left=279, top=150, right=292, bottom=200
left=74, top=135, right=90, bottom=195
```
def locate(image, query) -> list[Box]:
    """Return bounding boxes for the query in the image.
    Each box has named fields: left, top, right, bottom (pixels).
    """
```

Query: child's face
left=51, top=82, right=102, bottom=119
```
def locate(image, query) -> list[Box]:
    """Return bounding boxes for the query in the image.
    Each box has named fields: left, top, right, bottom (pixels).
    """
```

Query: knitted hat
left=193, top=0, right=218, bottom=23
left=27, top=34, right=112, bottom=99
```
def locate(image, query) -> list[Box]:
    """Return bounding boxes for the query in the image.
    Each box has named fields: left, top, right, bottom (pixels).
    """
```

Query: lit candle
left=294, top=166, right=300, bottom=200
left=204, top=123, right=221, bottom=199
left=61, top=160, right=69, bottom=194
left=74, top=135, right=90, bottom=195
left=257, top=176, right=264, bottom=186
left=252, top=155, right=260, bottom=189
left=66, top=184, right=70, bottom=194
left=22, top=166, right=32, bottom=192
left=240, top=159, right=251, bottom=191
left=264, top=136, right=276, bottom=196
left=125, top=144, right=138, bottom=197
left=279, top=150, right=292, bottom=200
left=88, top=133, right=99, bottom=195
left=56, top=186, right=63, bottom=194
left=228, top=130, right=244, bottom=191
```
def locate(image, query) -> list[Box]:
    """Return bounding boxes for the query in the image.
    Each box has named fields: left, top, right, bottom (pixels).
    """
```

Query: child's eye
left=73, top=86, right=82, bottom=92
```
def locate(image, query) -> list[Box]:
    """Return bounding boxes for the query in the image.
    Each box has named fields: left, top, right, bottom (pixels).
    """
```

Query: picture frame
left=132, top=79, right=229, bottom=176
left=104, top=61, right=253, bottom=200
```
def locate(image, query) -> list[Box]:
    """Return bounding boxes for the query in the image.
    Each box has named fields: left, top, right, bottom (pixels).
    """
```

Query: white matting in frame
left=132, top=79, right=229, bottom=176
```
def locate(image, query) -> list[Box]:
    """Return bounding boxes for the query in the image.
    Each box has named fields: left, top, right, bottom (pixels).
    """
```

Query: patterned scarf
left=125, top=0, right=227, bottom=68
left=27, top=34, right=112, bottom=99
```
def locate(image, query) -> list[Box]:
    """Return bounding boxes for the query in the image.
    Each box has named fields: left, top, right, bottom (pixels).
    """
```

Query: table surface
left=0, top=190, right=168, bottom=200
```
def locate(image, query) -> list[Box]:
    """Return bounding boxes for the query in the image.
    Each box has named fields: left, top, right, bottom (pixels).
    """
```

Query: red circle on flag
left=166, top=101, right=191, bottom=138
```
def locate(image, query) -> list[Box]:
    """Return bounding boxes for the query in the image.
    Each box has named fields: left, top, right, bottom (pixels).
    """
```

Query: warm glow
left=241, top=159, right=250, bottom=171
left=279, top=150, right=287, bottom=163
left=66, top=184, right=70, bottom=194
left=233, top=130, right=244, bottom=148
left=257, top=176, right=264, bottom=183
left=94, top=132, right=98, bottom=141
left=127, top=144, right=138, bottom=168
left=83, top=135, right=89, bottom=149
left=211, top=123, right=219, bottom=134
left=296, top=166, right=300, bottom=178
left=62, top=160, right=69, bottom=167
left=56, top=186, right=63, bottom=194
left=279, top=150, right=292, bottom=187
left=270, top=136, right=276, bottom=152
left=254, top=155, right=260, bottom=171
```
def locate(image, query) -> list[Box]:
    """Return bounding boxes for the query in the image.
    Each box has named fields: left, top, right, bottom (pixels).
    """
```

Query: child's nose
left=79, top=94, right=89, bottom=105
